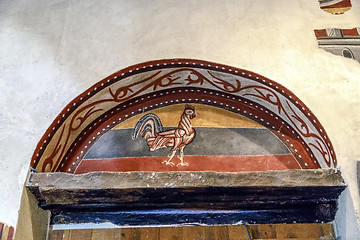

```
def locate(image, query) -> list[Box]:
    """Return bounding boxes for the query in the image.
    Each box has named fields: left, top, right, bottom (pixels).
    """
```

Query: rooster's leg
left=162, top=150, right=176, bottom=167
left=176, top=146, right=189, bottom=167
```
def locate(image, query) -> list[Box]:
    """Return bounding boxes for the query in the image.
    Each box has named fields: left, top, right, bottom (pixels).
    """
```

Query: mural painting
left=315, top=28, right=360, bottom=62
left=0, top=222, right=14, bottom=240
left=31, top=59, right=337, bottom=173
left=75, top=104, right=298, bottom=173
left=133, top=104, right=197, bottom=167
left=318, top=0, right=352, bottom=15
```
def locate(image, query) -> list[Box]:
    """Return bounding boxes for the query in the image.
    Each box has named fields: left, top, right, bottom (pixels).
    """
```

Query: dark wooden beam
left=26, top=170, right=346, bottom=226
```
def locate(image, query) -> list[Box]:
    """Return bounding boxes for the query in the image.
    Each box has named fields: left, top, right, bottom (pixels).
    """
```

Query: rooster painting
left=132, top=104, right=197, bottom=167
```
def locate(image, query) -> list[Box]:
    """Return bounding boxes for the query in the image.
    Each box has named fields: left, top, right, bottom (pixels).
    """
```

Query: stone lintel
left=28, top=169, right=345, bottom=189
left=26, top=169, right=346, bottom=225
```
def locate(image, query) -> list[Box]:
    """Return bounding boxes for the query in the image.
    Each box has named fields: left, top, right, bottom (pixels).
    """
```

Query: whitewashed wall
left=0, top=0, right=359, bottom=237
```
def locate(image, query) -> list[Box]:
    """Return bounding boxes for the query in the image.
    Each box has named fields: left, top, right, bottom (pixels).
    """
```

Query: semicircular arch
left=31, top=59, right=336, bottom=173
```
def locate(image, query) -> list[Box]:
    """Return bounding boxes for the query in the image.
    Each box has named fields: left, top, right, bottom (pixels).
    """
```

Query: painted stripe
left=0, top=223, right=3, bottom=240
left=114, top=104, right=264, bottom=129
left=321, top=7, right=351, bottom=14
left=319, top=0, right=348, bottom=7
left=6, top=227, right=13, bottom=240
left=315, top=28, right=360, bottom=38
left=1, top=225, right=9, bottom=240
left=320, top=0, right=351, bottom=8
left=84, top=128, right=290, bottom=159
left=342, top=28, right=359, bottom=36
left=76, top=155, right=298, bottom=173
left=0, top=224, right=14, bottom=240
left=314, top=29, right=328, bottom=38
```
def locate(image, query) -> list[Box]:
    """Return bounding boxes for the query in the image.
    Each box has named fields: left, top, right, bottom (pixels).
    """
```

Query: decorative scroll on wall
left=31, top=59, right=336, bottom=173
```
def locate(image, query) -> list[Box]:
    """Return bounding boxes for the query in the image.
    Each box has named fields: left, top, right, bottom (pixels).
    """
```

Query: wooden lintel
left=26, top=169, right=346, bottom=225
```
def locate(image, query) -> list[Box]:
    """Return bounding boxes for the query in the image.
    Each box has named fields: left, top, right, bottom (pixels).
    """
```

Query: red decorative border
left=314, top=28, right=360, bottom=38
left=75, top=155, right=299, bottom=174
left=31, top=59, right=336, bottom=172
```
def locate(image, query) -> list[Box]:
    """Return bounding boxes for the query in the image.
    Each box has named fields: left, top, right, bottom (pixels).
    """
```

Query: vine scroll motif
left=37, top=67, right=333, bottom=171
left=242, top=86, right=333, bottom=167
left=108, top=69, right=243, bottom=103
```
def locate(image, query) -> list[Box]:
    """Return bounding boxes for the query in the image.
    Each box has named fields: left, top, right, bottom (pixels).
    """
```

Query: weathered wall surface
left=0, top=0, right=359, bottom=236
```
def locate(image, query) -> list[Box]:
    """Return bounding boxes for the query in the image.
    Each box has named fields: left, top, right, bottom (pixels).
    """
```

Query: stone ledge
left=28, top=169, right=345, bottom=190
left=26, top=169, right=346, bottom=225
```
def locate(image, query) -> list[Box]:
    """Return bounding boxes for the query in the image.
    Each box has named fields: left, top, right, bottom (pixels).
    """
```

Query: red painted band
left=75, top=155, right=299, bottom=174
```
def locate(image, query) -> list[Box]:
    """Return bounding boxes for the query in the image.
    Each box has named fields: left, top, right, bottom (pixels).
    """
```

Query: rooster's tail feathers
left=132, top=113, right=163, bottom=140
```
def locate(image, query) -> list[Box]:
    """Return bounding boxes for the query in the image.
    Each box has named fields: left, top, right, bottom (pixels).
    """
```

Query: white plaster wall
left=0, top=0, right=359, bottom=237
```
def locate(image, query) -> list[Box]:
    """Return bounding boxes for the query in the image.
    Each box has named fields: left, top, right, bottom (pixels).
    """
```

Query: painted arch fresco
left=77, top=104, right=297, bottom=173
left=31, top=59, right=336, bottom=173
